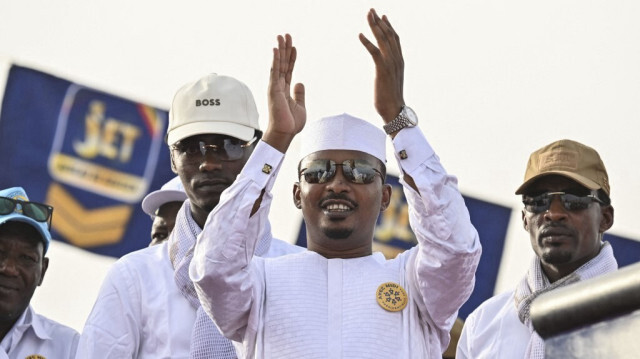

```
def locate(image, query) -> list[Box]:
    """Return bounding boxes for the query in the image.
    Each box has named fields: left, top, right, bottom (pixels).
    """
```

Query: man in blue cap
left=0, top=187, right=79, bottom=358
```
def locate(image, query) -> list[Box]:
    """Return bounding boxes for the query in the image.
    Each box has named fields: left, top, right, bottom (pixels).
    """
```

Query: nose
left=543, top=194, right=568, bottom=222
left=324, top=165, right=351, bottom=193
left=199, top=151, right=223, bottom=172
left=0, top=256, right=19, bottom=276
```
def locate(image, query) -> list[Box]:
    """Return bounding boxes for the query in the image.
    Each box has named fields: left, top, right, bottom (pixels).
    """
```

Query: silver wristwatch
left=383, top=106, right=418, bottom=135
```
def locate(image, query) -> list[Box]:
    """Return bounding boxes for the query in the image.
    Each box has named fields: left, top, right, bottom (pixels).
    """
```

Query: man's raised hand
left=264, top=34, right=306, bottom=153
left=359, top=9, right=405, bottom=124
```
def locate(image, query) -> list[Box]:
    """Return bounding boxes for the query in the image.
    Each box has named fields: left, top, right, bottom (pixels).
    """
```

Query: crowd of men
left=0, top=8, right=622, bottom=359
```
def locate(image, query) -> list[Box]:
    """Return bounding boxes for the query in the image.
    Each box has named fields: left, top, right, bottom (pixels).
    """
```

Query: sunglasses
left=299, top=159, right=383, bottom=184
left=0, top=196, right=54, bottom=230
left=171, top=136, right=257, bottom=162
left=523, top=191, right=604, bottom=214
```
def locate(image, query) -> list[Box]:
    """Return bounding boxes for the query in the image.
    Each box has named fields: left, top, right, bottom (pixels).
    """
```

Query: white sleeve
left=395, top=127, right=482, bottom=348
left=455, top=312, right=476, bottom=359
left=190, top=140, right=284, bottom=344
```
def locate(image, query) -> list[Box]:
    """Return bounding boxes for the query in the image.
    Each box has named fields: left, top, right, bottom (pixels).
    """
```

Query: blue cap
left=0, top=187, right=51, bottom=253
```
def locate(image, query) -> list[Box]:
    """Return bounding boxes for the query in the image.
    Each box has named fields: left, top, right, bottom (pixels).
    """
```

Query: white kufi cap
left=299, top=113, right=386, bottom=163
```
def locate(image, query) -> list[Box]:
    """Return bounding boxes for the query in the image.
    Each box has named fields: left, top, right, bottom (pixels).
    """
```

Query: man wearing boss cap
left=457, top=140, right=617, bottom=359
left=0, top=187, right=79, bottom=358
left=77, top=74, right=302, bottom=358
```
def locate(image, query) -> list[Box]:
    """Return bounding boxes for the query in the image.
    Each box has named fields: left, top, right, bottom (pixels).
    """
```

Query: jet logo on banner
left=48, top=85, right=165, bottom=203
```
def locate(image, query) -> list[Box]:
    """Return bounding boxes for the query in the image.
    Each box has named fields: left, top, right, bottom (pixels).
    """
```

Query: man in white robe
left=190, top=9, right=481, bottom=358
left=456, top=139, right=617, bottom=359
left=77, top=73, right=302, bottom=359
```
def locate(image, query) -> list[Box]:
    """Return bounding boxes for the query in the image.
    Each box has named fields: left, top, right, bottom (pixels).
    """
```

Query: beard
left=323, top=226, right=353, bottom=240
left=539, top=247, right=573, bottom=265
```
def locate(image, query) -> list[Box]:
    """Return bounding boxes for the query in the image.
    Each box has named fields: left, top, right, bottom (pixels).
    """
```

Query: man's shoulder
left=468, top=290, right=515, bottom=322
left=108, top=242, right=172, bottom=283
left=263, top=238, right=306, bottom=258
left=117, top=242, right=169, bottom=266
left=31, top=309, right=80, bottom=340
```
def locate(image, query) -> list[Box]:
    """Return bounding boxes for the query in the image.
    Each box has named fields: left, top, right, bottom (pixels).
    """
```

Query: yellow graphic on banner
left=73, top=101, right=141, bottom=163
left=45, top=183, right=132, bottom=247
left=49, top=153, right=147, bottom=202
left=48, top=91, right=161, bottom=203
left=138, top=103, right=164, bottom=137
left=375, top=186, right=416, bottom=242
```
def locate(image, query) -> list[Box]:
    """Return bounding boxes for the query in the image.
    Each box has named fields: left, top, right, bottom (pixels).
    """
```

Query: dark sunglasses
left=0, top=196, right=54, bottom=230
left=171, top=136, right=257, bottom=162
left=523, top=191, right=604, bottom=214
left=299, top=159, right=382, bottom=184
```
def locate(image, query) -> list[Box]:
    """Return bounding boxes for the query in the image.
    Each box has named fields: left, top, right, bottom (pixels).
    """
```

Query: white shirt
left=191, top=127, right=482, bottom=358
left=77, top=233, right=302, bottom=358
left=457, top=244, right=619, bottom=359
left=0, top=305, right=79, bottom=359
left=456, top=291, right=529, bottom=359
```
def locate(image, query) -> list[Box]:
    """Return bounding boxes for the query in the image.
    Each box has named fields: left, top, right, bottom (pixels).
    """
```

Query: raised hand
left=359, top=9, right=404, bottom=124
left=263, top=34, right=306, bottom=153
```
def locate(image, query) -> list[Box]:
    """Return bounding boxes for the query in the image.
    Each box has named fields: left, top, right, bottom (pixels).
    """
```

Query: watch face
left=403, top=106, right=418, bottom=126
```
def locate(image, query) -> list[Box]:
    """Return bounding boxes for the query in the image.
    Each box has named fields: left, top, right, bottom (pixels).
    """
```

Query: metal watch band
left=383, top=107, right=411, bottom=135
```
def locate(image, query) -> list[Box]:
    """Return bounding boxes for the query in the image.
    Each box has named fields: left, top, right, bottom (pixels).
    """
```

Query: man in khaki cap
left=457, top=139, right=617, bottom=359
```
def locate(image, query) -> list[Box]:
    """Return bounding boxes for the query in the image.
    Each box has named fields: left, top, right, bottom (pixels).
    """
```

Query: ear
left=380, top=184, right=392, bottom=211
left=38, top=257, right=49, bottom=286
left=170, top=151, right=178, bottom=174
left=293, top=182, right=302, bottom=209
left=599, top=205, right=614, bottom=233
left=521, top=209, right=529, bottom=231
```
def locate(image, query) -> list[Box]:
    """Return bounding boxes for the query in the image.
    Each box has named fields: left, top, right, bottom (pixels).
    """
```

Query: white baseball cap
left=141, top=177, right=187, bottom=217
left=300, top=113, right=387, bottom=163
left=166, top=73, right=260, bottom=145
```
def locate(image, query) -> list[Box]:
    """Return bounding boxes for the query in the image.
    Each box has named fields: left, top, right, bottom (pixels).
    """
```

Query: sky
left=1, top=0, right=639, bottom=332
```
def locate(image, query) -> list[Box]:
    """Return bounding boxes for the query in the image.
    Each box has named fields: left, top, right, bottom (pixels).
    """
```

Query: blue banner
left=0, top=65, right=174, bottom=257
left=295, top=174, right=640, bottom=319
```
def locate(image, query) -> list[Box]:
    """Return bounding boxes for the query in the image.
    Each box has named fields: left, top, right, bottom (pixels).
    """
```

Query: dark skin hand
left=262, top=33, right=306, bottom=154
left=251, top=33, right=306, bottom=217
left=359, top=8, right=418, bottom=193
left=359, top=9, right=405, bottom=130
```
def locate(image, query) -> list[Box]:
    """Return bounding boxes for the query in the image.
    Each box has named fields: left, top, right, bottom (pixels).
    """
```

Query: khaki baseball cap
left=166, top=74, right=260, bottom=145
left=515, top=139, right=610, bottom=196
